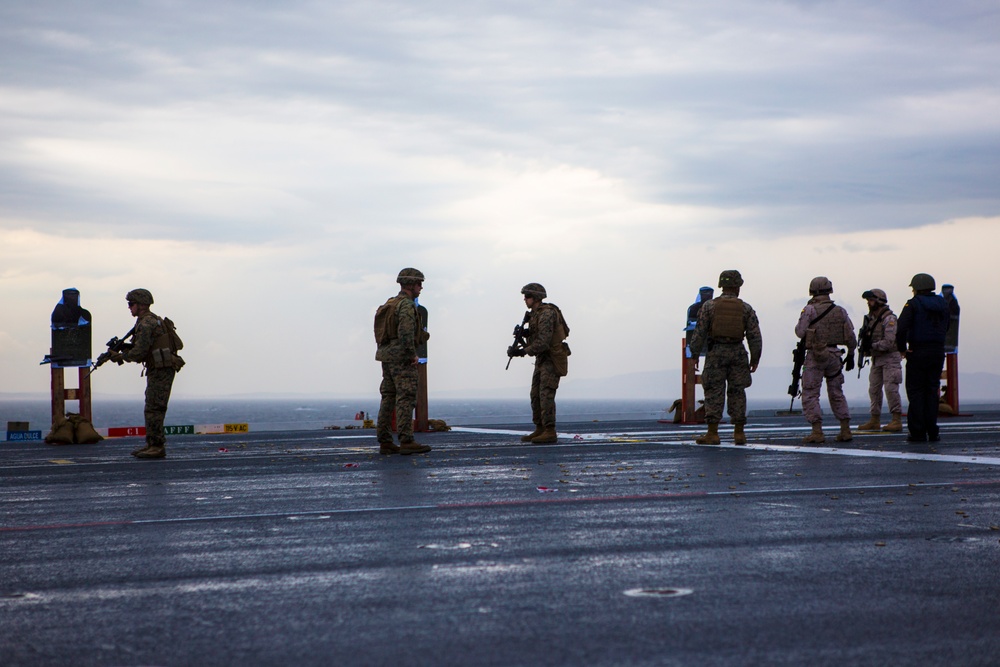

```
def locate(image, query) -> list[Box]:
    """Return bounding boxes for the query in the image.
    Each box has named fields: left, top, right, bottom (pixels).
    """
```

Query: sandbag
left=45, top=415, right=75, bottom=445
left=69, top=413, right=104, bottom=444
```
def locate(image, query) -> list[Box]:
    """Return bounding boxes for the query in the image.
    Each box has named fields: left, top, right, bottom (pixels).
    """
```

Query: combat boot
left=520, top=425, right=544, bottom=443
left=733, top=423, right=747, bottom=446
left=835, top=418, right=853, bottom=442
left=133, top=445, right=166, bottom=459
left=531, top=426, right=558, bottom=444
left=696, top=422, right=721, bottom=445
left=857, top=414, right=881, bottom=431
left=379, top=441, right=400, bottom=455
left=802, top=422, right=825, bottom=444
left=399, top=441, right=431, bottom=455
left=882, top=413, right=903, bottom=432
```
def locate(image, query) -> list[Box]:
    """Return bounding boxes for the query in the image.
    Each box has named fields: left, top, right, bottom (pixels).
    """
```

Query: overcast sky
left=1, top=0, right=998, bottom=404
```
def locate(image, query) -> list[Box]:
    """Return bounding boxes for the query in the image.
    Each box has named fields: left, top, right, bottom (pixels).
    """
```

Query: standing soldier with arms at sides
left=795, top=277, right=857, bottom=444
left=857, top=289, right=903, bottom=433
left=375, top=268, right=431, bottom=455
left=896, top=273, right=950, bottom=443
left=109, top=289, right=184, bottom=459
left=509, top=283, right=570, bottom=444
left=688, top=270, right=762, bottom=445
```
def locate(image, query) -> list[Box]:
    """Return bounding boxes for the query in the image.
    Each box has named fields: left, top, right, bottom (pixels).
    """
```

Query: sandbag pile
left=45, top=413, right=104, bottom=445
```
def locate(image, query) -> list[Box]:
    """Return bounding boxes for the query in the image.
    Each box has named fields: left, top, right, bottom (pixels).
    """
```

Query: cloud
left=1, top=1, right=999, bottom=401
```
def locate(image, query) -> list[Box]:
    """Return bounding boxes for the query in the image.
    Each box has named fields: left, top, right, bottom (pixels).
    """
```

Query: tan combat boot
left=696, top=422, right=721, bottom=445
left=835, top=418, right=853, bottom=442
left=802, top=422, right=825, bottom=444
left=857, top=414, right=881, bottom=431
left=733, top=423, right=747, bottom=445
left=531, top=426, right=558, bottom=444
left=133, top=445, right=166, bottom=459
left=399, top=441, right=432, bottom=455
left=520, top=425, right=544, bottom=443
left=379, top=441, right=400, bottom=455
left=882, top=413, right=903, bottom=432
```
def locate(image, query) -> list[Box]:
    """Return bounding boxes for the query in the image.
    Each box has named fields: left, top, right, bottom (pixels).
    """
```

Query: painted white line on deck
left=450, top=427, right=1000, bottom=467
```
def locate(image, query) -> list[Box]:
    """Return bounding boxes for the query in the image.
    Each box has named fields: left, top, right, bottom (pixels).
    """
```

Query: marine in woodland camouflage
left=688, top=295, right=762, bottom=425
left=124, top=310, right=175, bottom=448
left=523, top=303, right=570, bottom=428
left=376, top=290, right=421, bottom=444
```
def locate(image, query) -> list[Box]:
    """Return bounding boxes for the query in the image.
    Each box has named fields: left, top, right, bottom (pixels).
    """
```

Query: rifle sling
left=809, top=304, right=836, bottom=328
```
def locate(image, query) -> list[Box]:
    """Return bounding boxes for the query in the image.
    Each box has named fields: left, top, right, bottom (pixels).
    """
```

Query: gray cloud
left=1, top=0, right=998, bottom=242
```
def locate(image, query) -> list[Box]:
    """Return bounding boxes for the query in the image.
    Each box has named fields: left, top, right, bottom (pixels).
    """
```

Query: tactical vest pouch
left=151, top=346, right=185, bottom=370
left=710, top=298, right=745, bottom=340
left=374, top=297, right=403, bottom=345
left=805, top=328, right=830, bottom=363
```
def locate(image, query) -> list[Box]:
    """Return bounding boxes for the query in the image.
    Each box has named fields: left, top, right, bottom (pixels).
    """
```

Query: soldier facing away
left=510, top=283, right=570, bottom=444
left=109, top=289, right=184, bottom=459
left=896, top=273, right=950, bottom=443
left=375, top=268, right=431, bottom=455
left=794, top=277, right=857, bottom=444
left=688, top=270, right=762, bottom=445
left=857, top=289, right=903, bottom=432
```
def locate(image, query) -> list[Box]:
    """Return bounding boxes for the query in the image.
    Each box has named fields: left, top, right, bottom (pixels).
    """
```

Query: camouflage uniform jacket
left=795, top=296, right=857, bottom=354
left=865, top=306, right=900, bottom=358
left=375, top=291, right=419, bottom=365
left=524, top=303, right=570, bottom=376
left=124, top=311, right=165, bottom=367
left=688, top=295, right=763, bottom=367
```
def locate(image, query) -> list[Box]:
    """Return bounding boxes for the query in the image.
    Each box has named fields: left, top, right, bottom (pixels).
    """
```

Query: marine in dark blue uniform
left=896, top=273, right=950, bottom=442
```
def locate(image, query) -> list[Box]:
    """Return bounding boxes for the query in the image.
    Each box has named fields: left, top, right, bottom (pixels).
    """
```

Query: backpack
left=150, top=316, right=185, bottom=371
left=374, top=297, right=403, bottom=345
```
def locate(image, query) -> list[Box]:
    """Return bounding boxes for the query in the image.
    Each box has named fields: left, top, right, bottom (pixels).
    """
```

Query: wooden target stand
left=51, top=366, right=92, bottom=424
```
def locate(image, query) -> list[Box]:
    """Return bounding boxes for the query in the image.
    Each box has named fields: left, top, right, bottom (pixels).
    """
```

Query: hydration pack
left=374, top=296, right=404, bottom=345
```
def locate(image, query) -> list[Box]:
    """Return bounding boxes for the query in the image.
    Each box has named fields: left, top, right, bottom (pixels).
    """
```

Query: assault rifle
left=86, top=327, right=136, bottom=377
left=856, top=316, right=874, bottom=377
left=787, top=338, right=806, bottom=411
left=505, top=312, right=531, bottom=370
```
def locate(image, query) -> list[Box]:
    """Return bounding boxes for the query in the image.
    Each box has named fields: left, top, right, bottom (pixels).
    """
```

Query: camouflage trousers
left=144, top=367, right=175, bottom=447
left=700, top=343, right=752, bottom=425
left=868, top=353, right=902, bottom=416
left=802, top=349, right=849, bottom=424
left=530, top=358, right=561, bottom=428
left=377, top=361, right=418, bottom=444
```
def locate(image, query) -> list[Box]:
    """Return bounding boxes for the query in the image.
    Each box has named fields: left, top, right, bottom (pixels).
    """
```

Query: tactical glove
left=844, top=351, right=855, bottom=372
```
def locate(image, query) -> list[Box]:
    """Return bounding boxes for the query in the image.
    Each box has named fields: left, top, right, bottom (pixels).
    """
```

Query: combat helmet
left=809, top=276, right=833, bottom=296
left=718, top=270, right=744, bottom=288
left=396, top=268, right=425, bottom=285
left=909, top=273, right=935, bottom=292
left=521, top=283, right=547, bottom=299
left=126, top=288, right=154, bottom=305
left=862, top=288, right=888, bottom=304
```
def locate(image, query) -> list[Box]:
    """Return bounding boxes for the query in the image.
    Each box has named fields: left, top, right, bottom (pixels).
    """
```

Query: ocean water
left=1, top=397, right=675, bottom=433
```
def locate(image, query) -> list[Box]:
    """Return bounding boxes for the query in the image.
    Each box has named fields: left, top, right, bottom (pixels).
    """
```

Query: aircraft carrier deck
left=2, top=413, right=999, bottom=666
